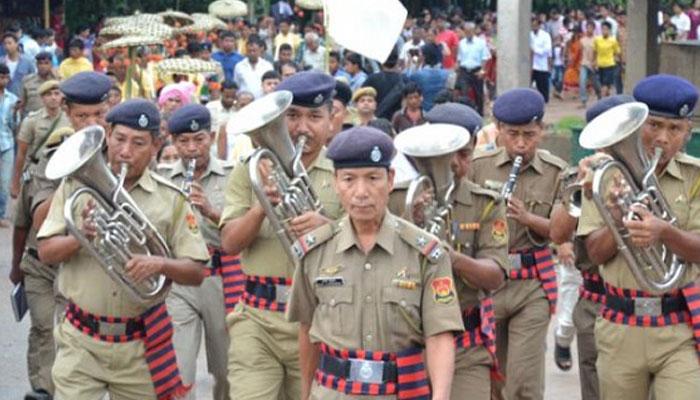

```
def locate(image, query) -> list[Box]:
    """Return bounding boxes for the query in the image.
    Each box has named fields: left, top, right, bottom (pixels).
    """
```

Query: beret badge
left=313, top=93, right=324, bottom=105
left=680, top=104, right=690, bottom=117
left=370, top=146, right=382, bottom=163
left=190, top=119, right=200, bottom=131
left=138, top=114, right=149, bottom=128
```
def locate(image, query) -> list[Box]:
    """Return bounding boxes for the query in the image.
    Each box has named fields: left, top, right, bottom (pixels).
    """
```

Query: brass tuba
left=394, top=123, right=471, bottom=243
left=579, top=102, right=685, bottom=294
left=45, top=125, right=171, bottom=303
left=226, top=91, right=322, bottom=263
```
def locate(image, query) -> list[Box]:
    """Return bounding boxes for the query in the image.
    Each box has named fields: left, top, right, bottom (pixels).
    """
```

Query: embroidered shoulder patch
left=491, top=218, right=507, bottom=242
left=431, top=277, right=455, bottom=304
left=185, top=212, right=199, bottom=234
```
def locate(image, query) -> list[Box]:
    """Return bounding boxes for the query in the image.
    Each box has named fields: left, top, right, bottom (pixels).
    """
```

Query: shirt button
left=364, top=262, right=372, bottom=271
left=112, top=291, right=118, bottom=297
left=400, top=300, right=407, bottom=308
left=329, top=299, right=336, bottom=306
left=365, top=295, right=373, bottom=303
left=366, top=334, right=373, bottom=342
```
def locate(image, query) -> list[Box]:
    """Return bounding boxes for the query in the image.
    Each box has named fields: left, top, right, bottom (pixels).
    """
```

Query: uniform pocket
left=316, top=286, right=354, bottom=336
left=382, top=287, right=422, bottom=336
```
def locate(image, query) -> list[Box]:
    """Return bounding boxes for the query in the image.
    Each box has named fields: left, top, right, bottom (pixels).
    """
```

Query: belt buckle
left=98, top=321, right=128, bottom=336
left=634, top=297, right=662, bottom=317
left=349, top=359, right=385, bottom=384
left=508, top=254, right=522, bottom=270
left=275, top=284, right=290, bottom=304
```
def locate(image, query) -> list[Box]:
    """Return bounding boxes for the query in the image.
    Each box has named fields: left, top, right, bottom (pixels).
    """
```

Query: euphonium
left=579, top=102, right=685, bottom=294
left=45, top=125, right=170, bottom=303
left=394, top=124, right=471, bottom=243
left=226, top=91, right=322, bottom=263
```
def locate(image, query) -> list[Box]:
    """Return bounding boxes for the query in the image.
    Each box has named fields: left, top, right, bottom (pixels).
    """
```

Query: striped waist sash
left=65, top=302, right=189, bottom=399
left=508, top=247, right=558, bottom=314
left=316, top=343, right=430, bottom=399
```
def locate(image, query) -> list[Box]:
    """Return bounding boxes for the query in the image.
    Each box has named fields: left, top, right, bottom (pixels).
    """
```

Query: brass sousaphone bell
left=394, top=123, right=470, bottom=242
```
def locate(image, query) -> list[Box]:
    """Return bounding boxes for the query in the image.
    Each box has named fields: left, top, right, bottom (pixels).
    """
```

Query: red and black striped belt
left=241, top=275, right=291, bottom=312
left=508, top=247, right=558, bottom=314
left=579, top=271, right=606, bottom=304
left=207, top=247, right=245, bottom=314
left=316, top=343, right=430, bottom=399
left=454, top=297, right=503, bottom=380
left=65, top=302, right=190, bottom=399
left=601, top=283, right=700, bottom=362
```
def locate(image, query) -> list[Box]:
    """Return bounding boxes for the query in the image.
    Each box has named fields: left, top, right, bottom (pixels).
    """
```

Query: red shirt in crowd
left=436, top=29, right=459, bottom=69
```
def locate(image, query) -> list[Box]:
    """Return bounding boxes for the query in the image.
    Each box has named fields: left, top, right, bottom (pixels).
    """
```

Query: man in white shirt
left=456, top=22, right=491, bottom=115
left=529, top=19, right=552, bottom=102
left=207, top=80, right=238, bottom=157
left=300, top=32, right=325, bottom=72
left=599, top=5, right=619, bottom=38
left=399, top=26, right=425, bottom=69
left=233, top=35, right=273, bottom=99
left=671, top=3, right=692, bottom=40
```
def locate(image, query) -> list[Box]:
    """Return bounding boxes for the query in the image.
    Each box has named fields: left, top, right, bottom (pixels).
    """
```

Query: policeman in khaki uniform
left=11, top=79, right=69, bottom=199
left=287, top=126, right=464, bottom=400
left=37, top=99, right=210, bottom=399
left=10, top=127, right=73, bottom=400
left=549, top=95, right=635, bottom=400
left=469, top=89, right=568, bottom=400
left=219, top=71, right=343, bottom=400
left=578, top=75, right=700, bottom=400
left=20, top=51, right=59, bottom=115
left=10, top=72, right=112, bottom=400
left=160, top=104, right=236, bottom=400
left=390, top=103, right=510, bottom=399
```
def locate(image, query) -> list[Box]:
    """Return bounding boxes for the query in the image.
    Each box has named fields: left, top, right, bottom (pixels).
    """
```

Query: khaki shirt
left=469, top=147, right=568, bottom=251
left=37, top=170, right=210, bottom=317
left=219, top=147, right=343, bottom=279
left=17, top=108, right=70, bottom=168
left=451, top=179, right=510, bottom=309
left=161, top=157, right=231, bottom=248
left=287, top=213, right=464, bottom=352
left=577, top=154, right=700, bottom=289
left=21, top=73, right=58, bottom=114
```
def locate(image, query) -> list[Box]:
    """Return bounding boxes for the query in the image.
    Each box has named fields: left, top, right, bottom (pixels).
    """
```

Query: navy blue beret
left=633, top=74, right=699, bottom=118
left=585, top=94, right=635, bottom=123
left=276, top=71, right=335, bottom=108
left=492, top=88, right=545, bottom=125
left=425, top=102, right=483, bottom=134
left=327, top=126, right=395, bottom=169
left=334, top=79, right=352, bottom=106
left=59, top=71, right=111, bottom=104
left=168, top=104, right=211, bottom=135
left=106, top=99, right=160, bottom=133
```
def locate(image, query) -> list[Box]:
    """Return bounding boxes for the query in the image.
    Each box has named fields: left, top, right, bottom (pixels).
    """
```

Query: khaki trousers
left=52, top=319, right=157, bottom=400
left=572, top=297, right=600, bottom=400
left=167, top=276, right=230, bottom=400
left=596, top=318, right=700, bottom=400
left=227, top=304, right=301, bottom=400
left=492, top=281, right=550, bottom=400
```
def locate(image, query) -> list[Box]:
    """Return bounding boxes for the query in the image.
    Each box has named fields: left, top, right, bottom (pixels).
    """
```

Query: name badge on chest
left=315, top=276, right=345, bottom=287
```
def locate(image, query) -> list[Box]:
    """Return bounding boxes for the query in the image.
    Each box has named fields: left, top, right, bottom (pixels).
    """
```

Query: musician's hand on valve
left=80, top=199, right=98, bottom=241
left=125, top=255, right=165, bottom=283
left=258, top=159, right=282, bottom=206
left=289, top=211, right=330, bottom=238
left=624, top=204, right=669, bottom=248
left=506, top=196, right=531, bottom=225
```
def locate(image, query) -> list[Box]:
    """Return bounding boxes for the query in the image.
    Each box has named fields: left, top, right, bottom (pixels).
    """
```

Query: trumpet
left=560, top=167, right=583, bottom=218
left=226, top=91, right=322, bottom=263
left=45, top=125, right=171, bottom=303
left=579, top=102, right=684, bottom=294
left=394, top=123, right=471, bottom=243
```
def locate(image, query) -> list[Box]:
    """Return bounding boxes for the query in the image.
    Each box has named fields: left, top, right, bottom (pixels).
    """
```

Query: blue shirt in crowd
left=405, top=66, right=449, bottom=111
left=212, top=51, right=244, bottom=83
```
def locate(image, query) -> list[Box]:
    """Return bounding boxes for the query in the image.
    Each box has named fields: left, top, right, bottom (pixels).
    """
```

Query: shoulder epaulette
left=538, top=149, right=568, bottom=170
left=676, top=152, right=700, bottom=169
left=468, top=181, right=500, bottom=200
left=396, top=219, right=445, bottom=264
left=292, top=221, right=339, bottom=259
left=471, top=147, right=501, bottom=162
left=150, top=171, right=186, bottom=197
